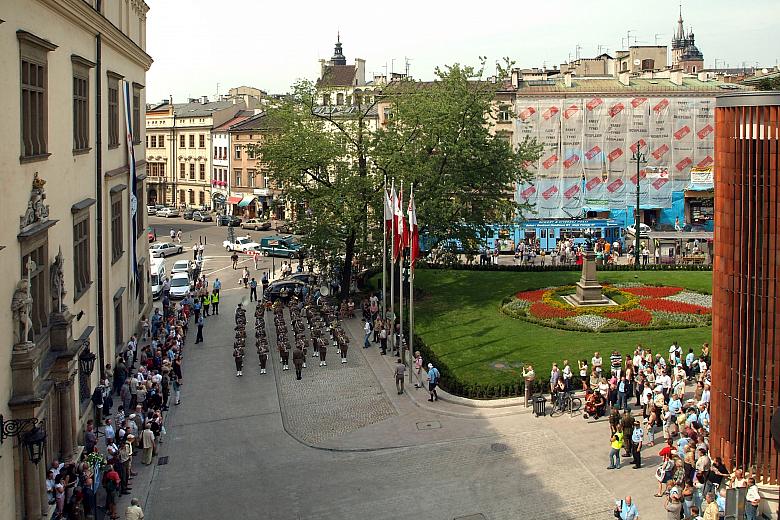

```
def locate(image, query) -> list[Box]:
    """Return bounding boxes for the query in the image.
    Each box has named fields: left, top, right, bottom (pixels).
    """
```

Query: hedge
left=417, top=261, right=711, bottom=272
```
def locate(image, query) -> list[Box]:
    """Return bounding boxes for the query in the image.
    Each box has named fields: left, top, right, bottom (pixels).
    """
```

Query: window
left=19, top=32, right=57, bottom=160
left=247, top=146, right=256, bottom=160
left=189, top=163, right=195, bottom=180
left=132, top=83, right=142, bottom=144
left=199, top=134, right=205, bottom=148
left=189, top=191, right=195, bottom=204
left=199, top=192, right=205, bottom=206
left=179, top=163, right=185, bottom=179
left=189, top=134, right=194, bottom=148
left=107, top=72, right=121, bottom=148
left=72, top=56, right=92, bottom=153
left=22, top=241, right=48, bottom=336
left=111, top=193, right=123, bottom=262
left=214, top=146, right=218, bottom=159
left=323, top=93, right=331, bottom=105
left=234, top=169, right=242, bottom=186
left=497, top=105, right=511, bottom=122
left=336, top=93, right=344, bottom=105
left=73, top=210, right=91, bottom=299
left=222, top=146, right=227, bottom=160
left=79, top=356, right=91, bottom=402
left=179, top=134, right=185, bottom=148
left=179, top=189, right=185, bottom=203
left=641, top=59, right=655, bottom=71
left=234, top=145, right=241, bottom=159
left=248, top=169, right=255, bottom=187
left=199, top=163, right=205, bottom=180
left=150, top=135, right=156, bottom=148
left=114, top=298, right=123, bottom=349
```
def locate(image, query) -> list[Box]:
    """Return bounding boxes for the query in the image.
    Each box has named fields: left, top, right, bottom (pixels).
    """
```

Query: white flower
left=665, top=291, right=712, bottom=308
left=573, top=314, right=611, bottom=330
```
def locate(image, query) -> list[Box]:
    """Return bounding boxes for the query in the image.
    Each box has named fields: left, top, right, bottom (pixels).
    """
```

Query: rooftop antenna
left=597, top=44, right=609, bottom=55
left=654, top=34, right=663, bottom=45
left=216, top=82, right=220, bottom=99
left=404, top=57, right=411, bottom=77
left=575, top=44, right=582, bottom=60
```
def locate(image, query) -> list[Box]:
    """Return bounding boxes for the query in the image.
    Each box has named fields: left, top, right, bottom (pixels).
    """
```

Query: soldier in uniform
left=279, top=341, right=290, bottom=371
left=292, top=345, right=305, bottom=380
left=257, top=341, right=268, bottom=374
left=317, top=336, right=327, bottom=367
left=233, top=344, right=244, bottom=377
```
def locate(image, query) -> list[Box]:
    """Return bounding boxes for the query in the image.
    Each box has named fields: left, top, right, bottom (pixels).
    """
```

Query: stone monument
left=563, top=230, right=615, bottom=307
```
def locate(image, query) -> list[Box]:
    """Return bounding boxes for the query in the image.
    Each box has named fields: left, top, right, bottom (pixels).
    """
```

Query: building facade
left=211, top=113, right=251, bottom=213
left=712, top=93, right=780, bottom=507
left=0, top=0, right=152, bottom=518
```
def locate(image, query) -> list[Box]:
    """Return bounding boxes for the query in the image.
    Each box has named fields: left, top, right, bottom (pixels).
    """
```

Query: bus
left=485, top=219, right=625, bottom=253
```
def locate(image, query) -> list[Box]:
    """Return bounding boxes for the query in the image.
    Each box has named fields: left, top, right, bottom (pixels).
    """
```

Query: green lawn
left=411, top=269, right=712, bottom=390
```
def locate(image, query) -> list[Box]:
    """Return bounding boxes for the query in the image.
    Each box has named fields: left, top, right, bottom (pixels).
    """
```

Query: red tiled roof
left=213, top=112, right=252, bottom=132
left=317, top=65, right=357, bottom=87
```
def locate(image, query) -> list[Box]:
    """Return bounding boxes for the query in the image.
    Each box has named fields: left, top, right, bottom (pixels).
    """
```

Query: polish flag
left=407, top=190, right=419, bottom=270
left=384, top=189, right=394, bottom=236
left=393, top=189, right=406, bottom=262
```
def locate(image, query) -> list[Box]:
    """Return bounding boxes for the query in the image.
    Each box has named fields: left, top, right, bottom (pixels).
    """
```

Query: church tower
left=671, top=7, right=704, bottom=73
left=330, top=32, right=347, bottom=66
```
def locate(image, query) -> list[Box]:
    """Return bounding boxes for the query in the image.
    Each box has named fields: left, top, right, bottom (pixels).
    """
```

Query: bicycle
left=549, top=391, right=582, bottom=417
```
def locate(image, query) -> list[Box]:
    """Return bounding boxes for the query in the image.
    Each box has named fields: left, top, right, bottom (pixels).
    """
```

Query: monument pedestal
left=563, top=251, right=617, bottom=307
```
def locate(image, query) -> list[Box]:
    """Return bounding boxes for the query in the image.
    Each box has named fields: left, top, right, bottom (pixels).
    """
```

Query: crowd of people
left=533, top=342, right=765, bottom=520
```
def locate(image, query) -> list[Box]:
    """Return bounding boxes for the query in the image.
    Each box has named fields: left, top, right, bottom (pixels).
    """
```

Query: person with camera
left=614, top=495, right=639, bottom=519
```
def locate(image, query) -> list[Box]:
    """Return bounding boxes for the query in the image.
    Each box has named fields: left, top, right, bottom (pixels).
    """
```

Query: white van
left=150, top=259, right=166, bottom=300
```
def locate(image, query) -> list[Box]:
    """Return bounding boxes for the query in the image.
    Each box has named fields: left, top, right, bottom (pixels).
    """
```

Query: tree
left=256, top=80, right=380, bottom=299
left=374, top=59, right=541, bottom=252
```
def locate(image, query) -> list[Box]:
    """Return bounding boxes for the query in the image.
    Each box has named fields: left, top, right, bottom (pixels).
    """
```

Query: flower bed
left=542, top=286, right=641, bottom=315
left=573, top=314, right=611, bottom=330
left=622, top=286, right=683, bottom=298
left=605, top=308, right=653, bottom=326
left=515, top=289, right=547, bottom=301
left=641, top=298, right=711, bottom=315
left=665, top=291, right=712, bottom=307
left=529, top=302, right=578, bottom=319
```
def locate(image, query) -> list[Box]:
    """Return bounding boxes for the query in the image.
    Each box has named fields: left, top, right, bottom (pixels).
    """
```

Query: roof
left=212, top=111, right=253, bottom=132
left=170, top=100, right=236, bottom=117
left=229, top=112, right=276, bottom=132
left=317, top=65, right=357, bottom=87
left=516, top=77, right=752, bottom=95
left=311, top=105, right=379, bottom=118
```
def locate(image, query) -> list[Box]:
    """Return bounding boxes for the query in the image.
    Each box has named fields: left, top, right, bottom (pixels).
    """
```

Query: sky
left=145, top=0, right=780, bottom=103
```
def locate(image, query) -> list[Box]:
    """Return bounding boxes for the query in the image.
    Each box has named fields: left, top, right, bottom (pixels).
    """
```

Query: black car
left=276, top=222, right=296, bottom=234
left=193, top=211, right=213, bottom=222
left=264, top=279, right=305, bottom=302
left=217, top=215, right=241, bottom=227
left=182, top=209, right=195, bottom=220
left=284, top=272, right=317, bottom=285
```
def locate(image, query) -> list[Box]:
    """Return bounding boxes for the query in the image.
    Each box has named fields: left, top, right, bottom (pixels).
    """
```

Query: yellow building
left=0, top=0, right=152, bottom=518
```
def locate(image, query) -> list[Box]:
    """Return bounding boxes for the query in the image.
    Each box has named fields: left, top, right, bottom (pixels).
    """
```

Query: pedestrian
left=195, top=314, right=204, bottom=344
left=608, top=427, right=623, bottom=470
left=363, top=319, right=372, bottom=348
left=413, top=351, right=424, bottom=388
left=170, top=228, right=176, bottom=241
left=171, top=373, right=181, bottom=405
left=745, top=477, right=761, bottom=520
left=257, top=344, right=268, bottom=374
left=318, top=338, right=327, bottom=367
left=379, top=326, right=388, bottom=355
left=249, top=278, right=258, bottom=302
left=211, top=290, right=220, bottom=315
left=614, top=496, right=639, bottom=520
left=427, top=363, right=440, bottom=402
left=203, top=291, right=211, bottom=316
left=702, top=493, right=719, bottom=520
left=292, top=345, right=304, bottom=380
left=279, top=343, right=290, bottom=371
left=193, top=244, right=199, bottom=261
left=339, top=337, right=348, bottom=364
left=141, top=423, right=155, bottom=465
left=394, top=358, right=406, bottom=394
left=176, top=229, right=182, bottom=243
left=373, top=316, right=383, bottom=343
left=103, top=464, right=121, bottom=519
left=664, top=490, right=683, bottom=519
left=523, top=364, right=536, bottom=405
left=631, top=419, right=643, bottom=469
left=213, top=277, right=221, bottom=296
left=231, top=252, right=239, bottom=269
left=261, top=271, right=269, bottom=294
left=233, top=345, right=244, bottom=377
left=125, top=497, right=145, bottom=520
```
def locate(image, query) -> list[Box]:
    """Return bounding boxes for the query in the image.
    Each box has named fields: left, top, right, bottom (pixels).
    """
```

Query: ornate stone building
left=671, top=8, right=704, bottom=73
left=0, top=1, right=152, bottom=517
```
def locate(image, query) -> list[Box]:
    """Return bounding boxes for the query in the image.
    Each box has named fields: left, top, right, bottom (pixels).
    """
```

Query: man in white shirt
left=700, top=382, right=711, bottom=404
left=363, top=319, right=372, bottom=348
left=745, top=478, right=761, bottom=520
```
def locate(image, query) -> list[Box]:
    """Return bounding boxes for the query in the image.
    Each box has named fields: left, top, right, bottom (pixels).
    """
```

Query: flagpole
left=382, top=176, right=387, bottom=320
left=399, top=180, right=404, bottom=364
left=408, top=185, right=415, bottom=384
left=390, top=179, right=395, bottom=343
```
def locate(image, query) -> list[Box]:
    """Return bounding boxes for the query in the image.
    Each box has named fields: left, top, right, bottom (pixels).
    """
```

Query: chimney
left=669, top=69, right=684, bottom=86
left=564, top=71, right=573, bottom=88
left=618, top=71, right=630, bottom=86
left=200, top=95, right=209, bottom=104
left=697, top=71, right=709, bottom=82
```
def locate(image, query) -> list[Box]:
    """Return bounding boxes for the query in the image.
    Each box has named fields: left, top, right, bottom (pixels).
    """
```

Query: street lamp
left=78, top=341, right=96, bottom=376
left=0, top=415, right=47, bottom=464
left=631, top=144, right=648, bottom=269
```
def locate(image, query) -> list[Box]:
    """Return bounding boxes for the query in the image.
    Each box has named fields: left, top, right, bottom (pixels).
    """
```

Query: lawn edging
left=417, top=261, right=711, bottom=272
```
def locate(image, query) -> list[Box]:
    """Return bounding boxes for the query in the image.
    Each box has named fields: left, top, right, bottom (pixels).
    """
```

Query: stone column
left=22, top=447, right=42, bottom=519
left=57, top=379, right=75, bottom=462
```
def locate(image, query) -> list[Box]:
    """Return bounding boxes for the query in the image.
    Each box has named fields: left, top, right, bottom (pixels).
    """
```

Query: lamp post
left=1, top=415, right=47, bottom=464
left=631, top=144, right=648, bottom=269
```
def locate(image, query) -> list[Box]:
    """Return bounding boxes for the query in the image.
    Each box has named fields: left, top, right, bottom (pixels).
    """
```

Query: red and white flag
left=393, top=189, right=406, bottom=262
left=384, top=188, right=394, bottom=236
left=407, top=190, right=419, bottom=270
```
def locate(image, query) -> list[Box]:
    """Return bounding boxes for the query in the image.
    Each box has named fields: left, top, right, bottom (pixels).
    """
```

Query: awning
left=227, top=196, right=242, bottom=205
left=237, top=195, right=256, bottom=208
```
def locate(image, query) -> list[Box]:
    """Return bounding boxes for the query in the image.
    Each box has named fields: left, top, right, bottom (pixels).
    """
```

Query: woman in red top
left=655, top=439, right=677, bottom=496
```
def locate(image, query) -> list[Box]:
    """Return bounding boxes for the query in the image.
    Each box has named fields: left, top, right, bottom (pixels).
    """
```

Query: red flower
left=641, top=299, right=711, bottom=315
left=530, top=302, right=577, bottom=319
left=623, top=286, right=683, bottom=298
left=605, top=309, right=653, bottom=325
left=516, top=289, right=547, bottom=302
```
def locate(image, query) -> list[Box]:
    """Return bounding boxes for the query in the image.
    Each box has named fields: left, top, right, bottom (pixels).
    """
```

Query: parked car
left=625, top=223, right=651, bottom=238
left=149, top=242, right=183, bottom=258
left=258, top=235, right=303, bottom=258
left=285, top=272, right=317, bottom=285
left=241, top=218, right=271, bottom=231
left=217, top=215, right=241, bottom=227
left=157, top=207, right=180, bottom=218
left=223, top=235, right=260, bottom=253
left=150, top=259, right=166, bottom=299
left=168, top=272, right=191, bottom=299
left=147, top=205, right=157, bottom=216
left=275, top=222, right=296, bottom=234
left=182, top=209, right=195, bottom=220
left=170, top=259, right=191, bottom=276
left=193, top=211, right=213, bottom=222
left=264, top=279, right=305, bottom=302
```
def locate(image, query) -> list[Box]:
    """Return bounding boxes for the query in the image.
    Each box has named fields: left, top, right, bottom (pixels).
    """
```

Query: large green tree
left=257, top=61, right=541, bottom=298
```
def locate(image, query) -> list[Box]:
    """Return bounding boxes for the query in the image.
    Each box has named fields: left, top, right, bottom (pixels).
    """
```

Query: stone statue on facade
left=19, top=172, right=50, bottom=231
left=51, top=247, right=67, bottom=314
left=12, top=279, right=34, bottom=346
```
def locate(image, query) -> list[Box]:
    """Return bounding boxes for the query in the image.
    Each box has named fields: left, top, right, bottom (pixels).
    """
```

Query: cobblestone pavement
left=268, top=306, right=397, bottom=445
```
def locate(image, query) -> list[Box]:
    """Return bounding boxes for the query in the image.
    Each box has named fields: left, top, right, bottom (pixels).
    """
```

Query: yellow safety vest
left=211, top=292, right=219, bottom=303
